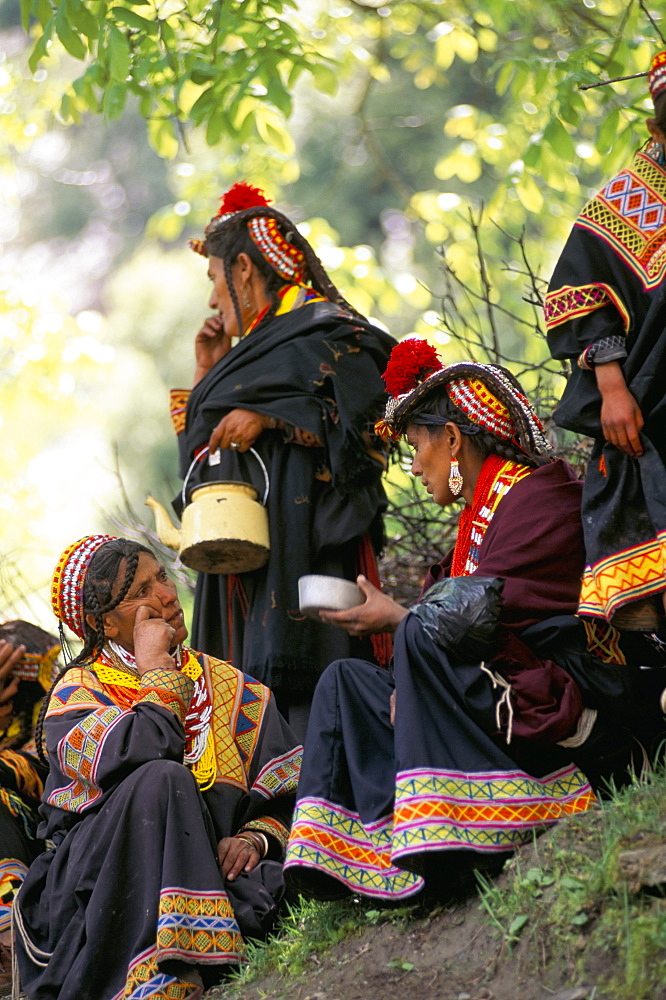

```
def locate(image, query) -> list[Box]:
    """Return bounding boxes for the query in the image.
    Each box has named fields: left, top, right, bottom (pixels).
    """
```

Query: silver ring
left=230, top=442, right=239, bottom=449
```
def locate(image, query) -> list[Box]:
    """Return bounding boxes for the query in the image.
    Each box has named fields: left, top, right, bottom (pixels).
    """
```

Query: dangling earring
left=448, top=458, right=463, bottom=496
left=241, top=288, right=251, bottom=310
left=647, top=140, right=666, bottom=166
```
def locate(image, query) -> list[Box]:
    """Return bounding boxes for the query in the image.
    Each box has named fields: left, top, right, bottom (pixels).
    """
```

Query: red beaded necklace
left=450, top=455, right=531, bottom=576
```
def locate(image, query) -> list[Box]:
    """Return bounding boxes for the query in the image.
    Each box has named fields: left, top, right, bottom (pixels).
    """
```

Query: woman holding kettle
left=168, top=183, right=395, bottom=737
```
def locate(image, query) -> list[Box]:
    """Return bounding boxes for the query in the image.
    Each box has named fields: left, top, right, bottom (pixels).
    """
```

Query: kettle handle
left=181, top=445, right=270, bottom=508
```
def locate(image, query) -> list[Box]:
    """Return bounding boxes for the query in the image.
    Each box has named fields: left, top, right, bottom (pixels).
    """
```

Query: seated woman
left=0, top=622, right=58, bottom=979
left=14, top=535, right=301, bottom=1000
left=283, top=340, right=650, bottom=903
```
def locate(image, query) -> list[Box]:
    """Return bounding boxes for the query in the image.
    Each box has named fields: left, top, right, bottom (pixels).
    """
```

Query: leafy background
left=1, top=0, right=663, bottom=624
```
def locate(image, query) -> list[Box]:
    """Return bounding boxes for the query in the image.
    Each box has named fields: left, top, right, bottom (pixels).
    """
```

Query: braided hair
left=204, top=205, right=363, bottom=335
left=406, top=363, right=551, bottom=469
left=35, top=539, right=151, bottom=766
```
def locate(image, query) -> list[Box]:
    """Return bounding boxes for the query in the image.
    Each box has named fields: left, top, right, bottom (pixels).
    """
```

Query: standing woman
left=544, top=51, right=666, bottom=631
left=169, top=184, right=395, bottom=733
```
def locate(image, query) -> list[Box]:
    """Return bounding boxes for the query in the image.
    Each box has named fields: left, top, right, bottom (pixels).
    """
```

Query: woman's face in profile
left=406, top=422, right=458, bottom=508
left=207, top=255, right=240, bottom=339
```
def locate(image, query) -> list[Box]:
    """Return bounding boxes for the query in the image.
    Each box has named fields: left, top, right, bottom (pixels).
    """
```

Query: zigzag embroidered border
left=391, top=765, right=595, bottom=858
left=578, top=530, right=666, bottom=619
left=284, top=797, right=423, bottom=899
left=575, top=153, right=666, bottom=290
left=544, top=283, right=630, bottom=332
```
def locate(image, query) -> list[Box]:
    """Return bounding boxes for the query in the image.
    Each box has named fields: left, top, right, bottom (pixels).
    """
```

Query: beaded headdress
left=649, top=50, right=666, bottom=104
left=188, top=182, right=306, bottom=284
left=375, top=338, right=552, bottom=459
left=51, top=534, right=116, bottom=640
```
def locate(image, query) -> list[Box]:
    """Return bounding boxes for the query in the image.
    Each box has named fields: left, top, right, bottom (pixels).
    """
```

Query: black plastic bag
left=410, top=576, right=504, bottom=663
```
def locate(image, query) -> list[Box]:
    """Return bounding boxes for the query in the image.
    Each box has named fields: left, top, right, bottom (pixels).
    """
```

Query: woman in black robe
left=544, top=50, right=666, bottom=631
left=14, top=534, right=301, bottom=1000
left=168, top=184, right=395, bottom=734
left=284, top=341, right=656, bottom=903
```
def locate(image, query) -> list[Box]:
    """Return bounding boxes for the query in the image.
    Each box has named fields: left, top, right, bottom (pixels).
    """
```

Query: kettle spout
left=145, top=496, right=181, bottom=551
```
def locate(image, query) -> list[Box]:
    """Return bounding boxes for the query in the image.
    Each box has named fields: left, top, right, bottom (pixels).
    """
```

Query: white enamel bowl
left=298, top=574, right=364, bottom=619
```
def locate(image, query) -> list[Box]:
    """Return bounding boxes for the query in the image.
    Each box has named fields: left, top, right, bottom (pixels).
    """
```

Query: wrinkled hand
left=596, top=362, right=644, bottom=458
left=319, top=575, right=408, bottom=636
left=133, top=606, right=177, bottom=676
left=209, top=408, right=271, bottom=454
left=193, top=315, right=232, bottom=385
left=217, top=836, right=261, bottom=881
left=0, top=640, right=23, bottom=729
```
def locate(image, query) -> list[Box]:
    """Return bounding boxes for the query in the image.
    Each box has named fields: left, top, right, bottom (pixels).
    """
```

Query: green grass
left=220, top=767, right=666, bottom=999
left=476, top=766, right=666, bottom=999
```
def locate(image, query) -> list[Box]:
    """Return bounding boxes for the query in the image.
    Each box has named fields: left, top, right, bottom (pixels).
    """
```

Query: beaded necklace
left=451, top=455, right=531, bottom=577
left=94, top=645, right=217, bottom=790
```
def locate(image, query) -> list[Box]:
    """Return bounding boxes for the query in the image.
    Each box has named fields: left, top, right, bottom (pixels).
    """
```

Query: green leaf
left=188, top=60, right=219, bottom=86
left=570, top=912, right=589, bottom=926
left=310, top=62, right=338, bottom=97
left=189, top=86, right=218, bottom=126
left=108, top=24, right=131, bottom=81
left=20, top=0, right=32, bottom=33
left=266, top=78, right=292, bottom=118
left=543, top=116, right=574, bottom=160
left=102, top=81, right=128, bottom=119
left=55, top=6, right=87, bottom=59
left=206, top=110, right=232, bottom=145
left=73, top=72, right=99, bottom=112
left=508, top=914, right=529, bottom=938
left=598, top=108, right=621, bottom=154
left=66, top=0, right=99, bottom=41
left=28, top=18, right=54, bottom=73
left=110, top=6, right=158, bottom=35
left=148, top=117, right=179, bottom=158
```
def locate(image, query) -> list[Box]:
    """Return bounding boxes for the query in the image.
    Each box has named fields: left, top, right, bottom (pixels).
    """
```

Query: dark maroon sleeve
left=473, top=460, right=585, bottom=629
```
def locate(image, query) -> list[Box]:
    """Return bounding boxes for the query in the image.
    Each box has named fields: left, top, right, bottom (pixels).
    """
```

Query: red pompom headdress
left=375, top=337, right=551, bottom=460
left=188, top=181, right=306, bottom=283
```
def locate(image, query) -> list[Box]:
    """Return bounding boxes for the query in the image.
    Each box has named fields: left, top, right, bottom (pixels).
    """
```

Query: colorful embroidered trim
left=575, top=153, right=666, bottom=290
left=582, top=619, right=626, bottom=665
left=577, top=335, right=628, bottom=370
left=0, top=859, right=28, bottom=934
left=284, top=796, right=424, bottom=899
left=391, top=765, right=595, bottom=859
left=51, top=535, right=116, bottom=639
left=169, top=389, right=191, bottom=436
left=252, top=746, right=302, bottom=799
left=156, top=888, right=243, bottom=964
left=578, top=529, right=666, bottom=620
left=241, top=815, right=290, bottom=853
left=48, top=701, right=125, bottom=813
left=544, top=282, right=631, bottom=333
left=114, top=943, right=206, bottom=1000
left=0, top=786, right=39, bottom=839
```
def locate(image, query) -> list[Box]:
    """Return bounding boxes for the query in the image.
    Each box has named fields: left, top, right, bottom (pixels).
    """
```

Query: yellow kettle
left=146, top=447, right=270, bottom=575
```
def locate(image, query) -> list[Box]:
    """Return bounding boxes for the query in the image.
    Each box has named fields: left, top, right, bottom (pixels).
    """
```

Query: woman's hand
left=209, top=408, right=271, bottom=453
left=595, top=362, right=644, bottom=457
left=0, top=640, right=23, bottom=730
left=319, top=575, right=408, bottom=635
left=133, top=606, right=177, bottom=676
left=217, top=836, right=261, bottom=881
left=193, top=315, right=232, bottom=386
